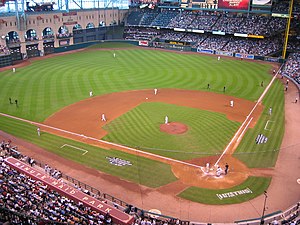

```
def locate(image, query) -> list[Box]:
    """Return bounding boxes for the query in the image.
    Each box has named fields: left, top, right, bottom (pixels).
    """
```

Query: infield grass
left=102, top=102, right=240, bottom=160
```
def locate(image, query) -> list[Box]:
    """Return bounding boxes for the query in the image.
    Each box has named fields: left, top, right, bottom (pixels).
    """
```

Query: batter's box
left=264, top=120, right=275, bottom=131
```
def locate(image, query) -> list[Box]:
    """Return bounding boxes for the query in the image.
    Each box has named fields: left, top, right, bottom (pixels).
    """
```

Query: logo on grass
left=216, top=187, right=253, bottom=200
left=106, top=156, right=132, bottom=167
left=255, top=134, right=268, bottom=144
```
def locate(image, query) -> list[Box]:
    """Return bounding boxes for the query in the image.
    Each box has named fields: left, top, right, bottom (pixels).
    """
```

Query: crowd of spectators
left=124, top=27, right=159, bottom=41
left=56, top=33, right=73, bottom=39
left=167, top=11, right=195, bottom=29
left=0, top=141, right=187, bottom=225
left=281, top=53, right=300, bottom=85
left=42, top=34, right=55, bottom=39
left=25, top=36, right=39, bottom=42
left=0, top=141, right=114, bottom=224
left=126, top=10, right=290, bottom=37
left=6, top=38, right=20, bottom=45
left=124, top=25, right=287, bottom=56
left=212, top=14, right=243, bottom=34
left=140, top=11, right=160, bottom=26
left=151, top=9, right=178, bottom=28
left=196, top=35, right=231, bottom=51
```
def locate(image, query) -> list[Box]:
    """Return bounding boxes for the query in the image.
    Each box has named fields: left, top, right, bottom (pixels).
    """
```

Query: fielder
left=269, top=107, right=272, bottom=115
left=101, top=113, right=106, bottom=122
left=217, top=56, right=220, bottom=61
left=12, top=67, right=16, bottom=73
left=154, top=88, right=158, bottom=95
left=230, top=100, right=234, bottom=107
left=165, top=116, right=168, bottom=124
left=37, top=127, right=41, bottom=136
left=113, top=52, right=116, bottom=58
left=89, top=90, right=93, bottom=97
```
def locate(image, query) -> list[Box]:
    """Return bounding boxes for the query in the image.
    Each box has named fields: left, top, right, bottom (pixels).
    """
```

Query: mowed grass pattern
left=102, top=102, right=240, bottom=160
left=234, top=79, right=285, bottom=168
left=0, top=116, right=177, bottom=188
left=0, top=48, right=272, bottom=122
left=0, top=44, right=285, bottom=197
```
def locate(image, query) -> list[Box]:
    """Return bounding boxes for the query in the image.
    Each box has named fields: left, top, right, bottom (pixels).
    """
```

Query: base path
left=45, top=89, right=262, bottom=140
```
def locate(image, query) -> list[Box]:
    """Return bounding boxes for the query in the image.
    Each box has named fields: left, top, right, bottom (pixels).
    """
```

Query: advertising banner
left=139, top=40, right=149, bottom=46
left=218, top=0, right=250, bottom=10
left=252, top=0, right=272, bottom=5
left=197, top=47, right=214, bottom=54
left=215, top=50, right=234, bottom=57
left=235, top=53, right=254, bottom=59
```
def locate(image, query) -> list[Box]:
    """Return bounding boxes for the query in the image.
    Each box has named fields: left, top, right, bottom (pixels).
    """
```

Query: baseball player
left=230, top=100, right=234, bottom=107
left=12, top=67, right=16, bottom=73
left=165, top=116, right=168, bottom=124
left=89, top=90, right=93, bottom=97
left=101, top=113, right=106, bottom=122
left=37, top=127, right=41, bottom=136
left=154, top=88, right=158, bottom=95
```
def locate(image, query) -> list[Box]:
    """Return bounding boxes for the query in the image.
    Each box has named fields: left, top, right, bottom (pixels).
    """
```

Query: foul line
left=60, top=144, right=88, bottom=155
left=237, top=117, right=253, bottom=143
left=0, top=112, right=202, bottom=169
left=214, top=65, right=284, bottom=166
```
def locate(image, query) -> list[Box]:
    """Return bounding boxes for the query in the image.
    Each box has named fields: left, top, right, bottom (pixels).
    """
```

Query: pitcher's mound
left=160, top=122, right=188, bottom=135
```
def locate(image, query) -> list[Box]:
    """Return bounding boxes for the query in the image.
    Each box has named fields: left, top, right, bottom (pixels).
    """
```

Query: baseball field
left=0, top=42, right=286, bottom=208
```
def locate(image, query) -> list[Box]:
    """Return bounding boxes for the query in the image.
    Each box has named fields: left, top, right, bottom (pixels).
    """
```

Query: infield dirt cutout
left=44, top=88, right=264, bottom=189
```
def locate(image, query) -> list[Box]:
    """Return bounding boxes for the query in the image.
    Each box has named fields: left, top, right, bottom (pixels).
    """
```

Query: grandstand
left=0, top=0, right=300, bottom=224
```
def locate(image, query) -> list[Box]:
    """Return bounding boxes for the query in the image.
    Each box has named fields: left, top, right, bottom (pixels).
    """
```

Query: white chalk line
left=264, top=120, right=275, bottom=131
left=214, top=65, right=284, bottom=166
left=60, top=144, right=88, bottom=155
left=237, top=117, right=253, bottom=143
left=0, top=112, right=202, bottom=169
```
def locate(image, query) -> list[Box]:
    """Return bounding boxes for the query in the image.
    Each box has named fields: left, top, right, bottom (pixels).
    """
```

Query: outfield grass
left=0, top=47, right=272, bottom=122
left=102, top=102, right=240, bottom=160
left=178, top=176, right=271, bottom=204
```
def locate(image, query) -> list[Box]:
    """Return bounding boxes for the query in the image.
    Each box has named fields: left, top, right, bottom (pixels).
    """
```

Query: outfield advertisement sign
left=265, top=57, right=280, bottom=62
left=139, top=40, right=149, bottom=46
left=197, top=47, right=214, bottom=54
left=235, top=53, right=254, bottom=59
left=215, top=50, right=233, bottom=57
left=218, top=0, right=250, bottom=10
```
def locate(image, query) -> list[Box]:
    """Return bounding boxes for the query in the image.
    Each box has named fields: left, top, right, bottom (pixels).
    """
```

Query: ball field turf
left=0, top=42, right=285, bottom=203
